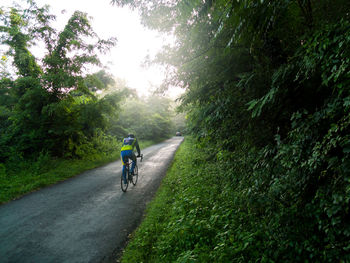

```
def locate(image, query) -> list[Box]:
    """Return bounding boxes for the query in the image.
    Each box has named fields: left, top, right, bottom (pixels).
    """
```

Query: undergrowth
left=121, top=137, right=254, bottom=262
left=121, top=136, right=350, bottom=262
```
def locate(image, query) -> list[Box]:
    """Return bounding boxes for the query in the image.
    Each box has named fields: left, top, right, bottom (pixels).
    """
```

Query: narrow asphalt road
left=0, top=137, right=184, bottom=263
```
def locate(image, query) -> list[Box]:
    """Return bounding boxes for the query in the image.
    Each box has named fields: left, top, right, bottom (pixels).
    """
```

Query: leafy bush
left=0, top=163, right=6, bottom=177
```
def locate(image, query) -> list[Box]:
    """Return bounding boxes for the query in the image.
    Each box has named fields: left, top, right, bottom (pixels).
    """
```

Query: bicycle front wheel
left=132, top=164, right=138, bottom=186
left=121, top=171, right=128, bottom=192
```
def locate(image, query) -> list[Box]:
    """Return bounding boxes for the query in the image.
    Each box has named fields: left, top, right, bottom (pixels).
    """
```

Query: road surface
left=0, top=137, right=183, bottom=263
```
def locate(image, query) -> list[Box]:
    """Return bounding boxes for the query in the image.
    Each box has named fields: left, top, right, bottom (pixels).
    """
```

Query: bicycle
left=121, top=154, right=143, bottom=192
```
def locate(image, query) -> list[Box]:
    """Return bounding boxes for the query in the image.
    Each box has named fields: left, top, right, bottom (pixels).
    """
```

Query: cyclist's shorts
left=121, top=150, right=133, bottom=165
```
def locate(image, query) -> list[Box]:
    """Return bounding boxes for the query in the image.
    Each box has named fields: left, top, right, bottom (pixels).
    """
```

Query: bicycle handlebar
left=138, top=154, right=143, bottom=162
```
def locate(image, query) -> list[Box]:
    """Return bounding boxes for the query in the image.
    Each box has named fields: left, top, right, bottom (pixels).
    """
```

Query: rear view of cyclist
left=121, top=133, right=141, bottom=184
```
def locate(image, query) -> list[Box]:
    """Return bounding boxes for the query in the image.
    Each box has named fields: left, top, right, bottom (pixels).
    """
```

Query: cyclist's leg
left=121, top=151, right=130, bottom=184
left=130, top=152, right=137, bottom=174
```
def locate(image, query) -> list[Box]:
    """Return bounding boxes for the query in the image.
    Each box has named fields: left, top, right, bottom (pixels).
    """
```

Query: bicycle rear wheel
left=132, top=164, right=138, bottom=186
left=121, top=166, right=129, bottom=192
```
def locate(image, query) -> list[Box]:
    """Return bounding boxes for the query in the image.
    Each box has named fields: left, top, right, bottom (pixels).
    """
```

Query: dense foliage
left=114, top=0, right=350, bottom=261
left=111, top=95, right=175, bottom=140
left=0, top=2, right=120, bottom=161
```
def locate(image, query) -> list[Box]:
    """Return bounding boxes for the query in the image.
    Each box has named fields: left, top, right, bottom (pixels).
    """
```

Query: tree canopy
left=0, top=2, right=121, bottom=160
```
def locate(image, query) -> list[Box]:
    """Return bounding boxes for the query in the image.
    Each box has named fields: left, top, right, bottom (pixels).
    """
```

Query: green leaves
left=299, top=19, right=350, bottom=93
left=0, top=1, right=120, bottom=160
left=112, top=0, right=350, bottom=262
left=247, top=87, right=277, bottom=118
left=114, top=95, right=175, bottom=140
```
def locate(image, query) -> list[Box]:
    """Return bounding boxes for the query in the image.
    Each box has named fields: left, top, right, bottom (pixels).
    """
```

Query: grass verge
left=121, top=136, right=271, bottom=262
left=120, top=137, right=241, bottom=262
left=0, top=139, right=161, bottom=204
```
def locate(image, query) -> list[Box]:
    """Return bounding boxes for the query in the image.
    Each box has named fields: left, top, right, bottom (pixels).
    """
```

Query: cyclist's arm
left=135, top=139, right=141, bottom=156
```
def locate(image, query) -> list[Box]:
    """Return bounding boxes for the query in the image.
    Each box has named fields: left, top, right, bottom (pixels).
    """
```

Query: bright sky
left=1, top=0, right=182, bottom=98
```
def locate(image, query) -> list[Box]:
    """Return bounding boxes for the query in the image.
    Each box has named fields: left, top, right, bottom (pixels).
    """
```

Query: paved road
left=0, top=137, right=183, bottom=263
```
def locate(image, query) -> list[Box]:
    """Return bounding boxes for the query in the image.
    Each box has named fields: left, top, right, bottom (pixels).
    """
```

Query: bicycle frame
left=121, top=154, right=143, bottom=192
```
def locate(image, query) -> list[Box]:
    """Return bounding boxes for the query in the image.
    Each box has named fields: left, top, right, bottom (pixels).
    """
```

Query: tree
left=113, top=94, right=174, bottom=140
left=0, top=1, right=119, bottom=159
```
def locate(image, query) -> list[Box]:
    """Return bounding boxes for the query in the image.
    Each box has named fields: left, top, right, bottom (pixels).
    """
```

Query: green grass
left=120, top=137, right=268, bottom=262
left=120, top=137, right=235, bottom=262
left=0, top=139, right=160, bottom=204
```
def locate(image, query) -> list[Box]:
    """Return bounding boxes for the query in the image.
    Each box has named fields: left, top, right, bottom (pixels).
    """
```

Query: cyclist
left=121, top=133, right=141, bottom=184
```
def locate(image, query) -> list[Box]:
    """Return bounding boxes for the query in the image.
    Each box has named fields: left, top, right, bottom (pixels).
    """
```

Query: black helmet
left=127, top=133, right=135, bottom=138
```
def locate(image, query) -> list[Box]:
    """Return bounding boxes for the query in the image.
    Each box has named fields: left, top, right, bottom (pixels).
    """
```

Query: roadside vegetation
left=114, top=0, right=350, bottom=261
left=122, top=137, right=244, bottom=262
left=0, top=2, right=182, bottom=204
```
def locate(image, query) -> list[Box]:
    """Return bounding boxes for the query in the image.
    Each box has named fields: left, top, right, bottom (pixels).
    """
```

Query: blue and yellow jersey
left=121, top=137, right=140, bottom=154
